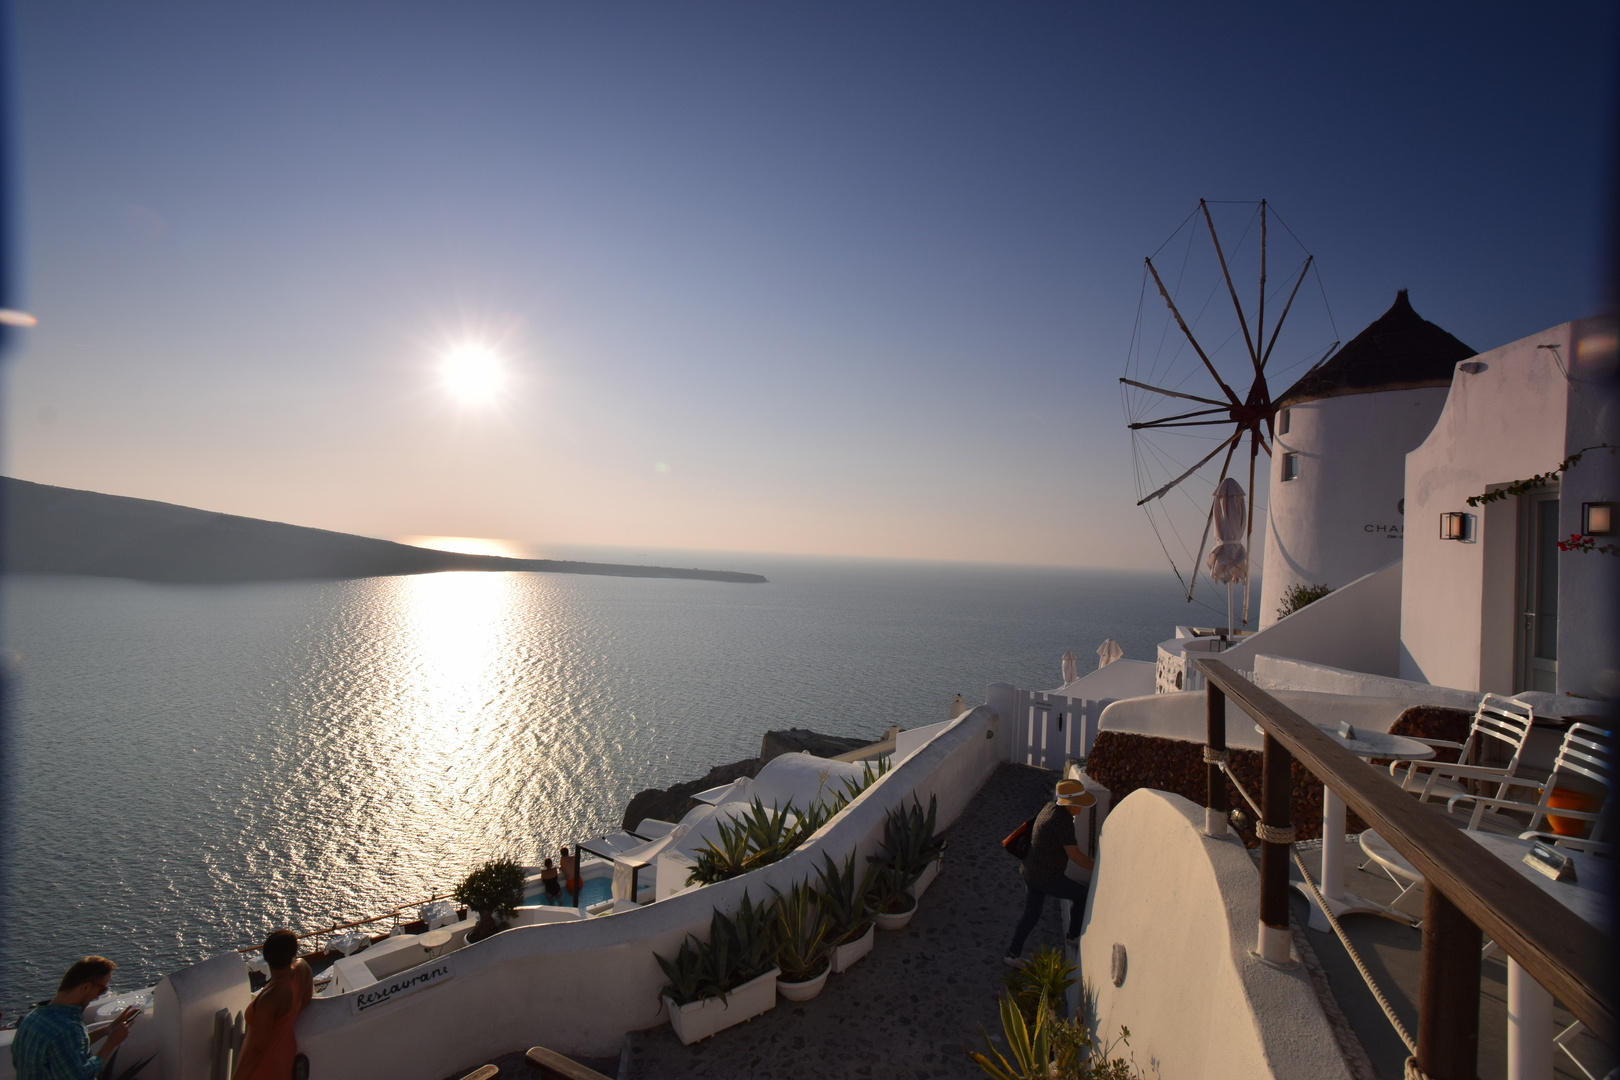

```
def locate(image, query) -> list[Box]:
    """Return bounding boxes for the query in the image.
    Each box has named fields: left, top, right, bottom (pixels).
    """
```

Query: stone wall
left=1084, top=705, right=1469, bottom=842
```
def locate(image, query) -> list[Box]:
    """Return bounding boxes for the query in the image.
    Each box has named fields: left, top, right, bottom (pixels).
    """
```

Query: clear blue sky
left=5, top=3, right=1616, bottom=567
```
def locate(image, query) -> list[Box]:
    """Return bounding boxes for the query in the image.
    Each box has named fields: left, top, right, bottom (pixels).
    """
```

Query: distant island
left=1, top=478, right=768, bottom=585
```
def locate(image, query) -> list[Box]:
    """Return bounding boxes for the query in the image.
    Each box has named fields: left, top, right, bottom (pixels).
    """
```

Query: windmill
left=1120, top=200, right=1339, bottom=627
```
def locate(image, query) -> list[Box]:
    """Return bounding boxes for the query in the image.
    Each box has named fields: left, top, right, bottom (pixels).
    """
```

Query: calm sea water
left=0, top=554, right=1222, bottom=1011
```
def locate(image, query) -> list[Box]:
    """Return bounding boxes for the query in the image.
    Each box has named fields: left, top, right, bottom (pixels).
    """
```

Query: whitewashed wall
left=1260, top=387, right=1448, bottom=628
left=1080, top=789, right=1352, bottom=1080
left=1400, top=320, right=1618, bottom=696
left=1218, top=558, right=1402, bottom=677
left=289, top=706, right=1002, bottom=1077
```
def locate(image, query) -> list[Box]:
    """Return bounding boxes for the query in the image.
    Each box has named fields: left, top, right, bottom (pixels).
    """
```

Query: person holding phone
left=11, top=956, right=139, bottom=1080
left=233, top=930, right=313, bottom=1080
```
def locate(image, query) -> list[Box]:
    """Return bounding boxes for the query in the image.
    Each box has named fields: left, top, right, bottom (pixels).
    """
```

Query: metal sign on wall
left=351, top=958, right=455, bottom=1015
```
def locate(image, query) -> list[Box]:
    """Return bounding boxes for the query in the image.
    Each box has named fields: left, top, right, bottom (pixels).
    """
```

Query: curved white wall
left=1080, top=789, right=1352, bottom=1080
left=291, top=706, right=1002, bottom=1077
left=1260, top=387, right=1448, bottom=628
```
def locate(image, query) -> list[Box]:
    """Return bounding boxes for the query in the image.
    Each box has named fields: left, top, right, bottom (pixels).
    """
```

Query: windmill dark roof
left=1277, top=290, right=1475, bottom=405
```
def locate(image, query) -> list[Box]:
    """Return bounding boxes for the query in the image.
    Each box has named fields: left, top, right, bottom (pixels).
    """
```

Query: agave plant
left=866, top=864, right=916, bottom=916
left=970, top=991, right=1053, bottom=1080
left=815, top=851, right=877, bottom=945
left=876, top=794, right=945, bottom=890
left=770, top=879, right=830, bottom=982
left=688, top=814, right=755, bottom=885
left=654, top=936, right=707, bottom=1007
left=1005, top=945, right=1078, bottom=1026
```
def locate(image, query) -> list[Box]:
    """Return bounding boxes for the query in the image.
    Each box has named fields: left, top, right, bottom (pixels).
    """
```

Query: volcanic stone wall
left=1084, top=705, right=1469, bottom=842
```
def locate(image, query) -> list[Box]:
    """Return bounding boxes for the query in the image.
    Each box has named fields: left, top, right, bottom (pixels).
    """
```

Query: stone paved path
left=626, top=763, right=1064, bottom=1080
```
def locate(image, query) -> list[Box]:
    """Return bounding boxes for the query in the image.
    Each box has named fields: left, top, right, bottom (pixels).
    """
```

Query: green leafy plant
left=453, top=858, right=526, bottom=943
left=770, top=880, right=830, bottom=983
left=815, top=851, right=877, bottom=945
left=1277, top=582, right=1333, bottom=619
left=1005, top=946, right=1079, bottom=1026
left=1466, top=443, right=1616, bottom=507
left=654, top=890, right=780, bottom=1007
left=866, top=865, right=916, bottom=916
left=875, top=794, right=945, bottom=889
left=970, top=990, right=1143, bottom=1080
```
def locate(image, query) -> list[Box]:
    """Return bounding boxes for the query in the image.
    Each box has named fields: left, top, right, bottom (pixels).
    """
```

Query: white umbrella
left=1096, top=639, right=1123, bottom=669
left=1061, top=650, right=1079, bottom=684
left=1207, top=477, right=1249, bottom=639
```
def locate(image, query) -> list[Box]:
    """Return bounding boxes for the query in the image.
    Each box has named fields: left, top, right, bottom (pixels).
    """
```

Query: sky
left=3, top=3, right=1616, bottom=569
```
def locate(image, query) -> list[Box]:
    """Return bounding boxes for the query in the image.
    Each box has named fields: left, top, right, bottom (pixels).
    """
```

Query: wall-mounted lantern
left=1582, top=502, right=1616, bottom=536
left=1439, top=512, right=1468, bottom=541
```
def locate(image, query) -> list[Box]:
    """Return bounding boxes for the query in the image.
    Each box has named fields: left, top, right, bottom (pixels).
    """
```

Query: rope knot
left=1256, top=822, right=1296, bottom=844
left=1202, top=746, right=1228, bottom=765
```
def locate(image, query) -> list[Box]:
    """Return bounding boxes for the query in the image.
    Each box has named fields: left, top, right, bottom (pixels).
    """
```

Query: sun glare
left=441, top=345, right=506, bottom=405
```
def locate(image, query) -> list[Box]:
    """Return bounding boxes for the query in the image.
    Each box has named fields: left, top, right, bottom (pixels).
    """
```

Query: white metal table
left=1469, top=833, right=1610, bottom=1080
left=1288, top=725, right=1435, bottom=931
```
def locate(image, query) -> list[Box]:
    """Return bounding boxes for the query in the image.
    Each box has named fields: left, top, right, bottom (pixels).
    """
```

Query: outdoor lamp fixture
left=1440, top=512, right=1468, bottom=541
left=1583, top=502, right=1616, bottom=535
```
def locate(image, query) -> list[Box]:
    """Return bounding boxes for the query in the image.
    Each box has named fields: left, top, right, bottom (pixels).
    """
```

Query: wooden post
left=1205, top=682, right=1229, bottom=836
left=1256, top=731, right=1293, bottom=963
left=1418, top=888, right=1482, bottom=1080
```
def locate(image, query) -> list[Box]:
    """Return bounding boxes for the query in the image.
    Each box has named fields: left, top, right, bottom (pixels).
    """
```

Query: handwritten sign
left=351, top=958, right=455, bottom=1014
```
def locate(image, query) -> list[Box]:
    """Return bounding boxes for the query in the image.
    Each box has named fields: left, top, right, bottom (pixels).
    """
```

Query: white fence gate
left=986, top=685, right=1111, bottom=770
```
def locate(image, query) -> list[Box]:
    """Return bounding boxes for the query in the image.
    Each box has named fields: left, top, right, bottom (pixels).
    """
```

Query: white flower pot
left=775, top=961, right=831, bottom=1002
left=908, top=857, right=943, bottom=900
left=663, top=968, right=779, bottom=1046
left=874, top=894, right=916, bottom=931
left=829, top=923, right=874, bottom=973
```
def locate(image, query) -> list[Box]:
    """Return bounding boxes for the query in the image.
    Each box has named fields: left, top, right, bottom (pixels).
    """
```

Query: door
left=1516, top=492, right=1559, bottom=693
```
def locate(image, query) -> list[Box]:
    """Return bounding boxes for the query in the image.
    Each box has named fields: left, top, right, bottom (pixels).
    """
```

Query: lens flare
left=441, top=346, right=505, bottom=405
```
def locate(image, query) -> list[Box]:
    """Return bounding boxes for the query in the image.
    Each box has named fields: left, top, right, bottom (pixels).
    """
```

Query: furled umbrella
left=1061, top=650, right=1079, bottom=684
left=1096, top=639, right=1123, bottom=669
left=1207, top=477, right=1249, bottom=641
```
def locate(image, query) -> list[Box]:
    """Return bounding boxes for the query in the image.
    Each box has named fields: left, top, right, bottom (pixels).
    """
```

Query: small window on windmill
left=1278, top=408, right=1291, bottom=435
left=1283, top=453, right=1301, bottom=482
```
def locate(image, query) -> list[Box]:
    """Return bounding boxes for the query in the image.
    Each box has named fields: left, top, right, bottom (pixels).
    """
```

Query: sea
left=0, top=552, right=1240, bottom=1014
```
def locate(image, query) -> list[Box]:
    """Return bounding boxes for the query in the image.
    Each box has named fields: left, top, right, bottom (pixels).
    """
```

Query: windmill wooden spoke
left=1145, top=257, right=1243, bottom=407
left=1129, top=417, right=1244, bottom=431
left=1200, top=199, right=1260, bottom=371
left=1255, top=201, right=1267, bottom=379
left=1127, top=406, right=1229, bottom=429
left=1258, top=255, right=1313, bottom=368
left=1118, top=377, right=1230, bottom=408
left=1135, top=432, right=1240, bottom=506
left=1243, top=434, right=1259, bottom=624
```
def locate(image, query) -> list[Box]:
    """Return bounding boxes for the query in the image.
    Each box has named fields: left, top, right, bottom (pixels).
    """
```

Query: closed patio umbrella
left=1061, top=650, right=1079, bottom=684
left=1207, top=477, right=1248, bottom=640
left=1096, top=639, right=1123, bottom=669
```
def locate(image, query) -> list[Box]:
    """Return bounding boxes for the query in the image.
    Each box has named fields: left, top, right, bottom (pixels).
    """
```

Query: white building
left=1259, top=290, right=1475, bottom=628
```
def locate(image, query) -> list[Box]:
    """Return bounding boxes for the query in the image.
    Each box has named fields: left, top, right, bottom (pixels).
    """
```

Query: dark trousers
left=1009, top=874, right=1088, bottom=956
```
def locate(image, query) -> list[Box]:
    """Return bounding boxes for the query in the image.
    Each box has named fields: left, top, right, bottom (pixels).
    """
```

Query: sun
left=441, top=345, right=506, bottom=405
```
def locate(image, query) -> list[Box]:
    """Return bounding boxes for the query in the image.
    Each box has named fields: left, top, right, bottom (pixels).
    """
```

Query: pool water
left=525, top=876, right=611, bottom=909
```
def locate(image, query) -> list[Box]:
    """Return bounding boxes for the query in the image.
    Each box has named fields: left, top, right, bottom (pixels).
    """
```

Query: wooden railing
left=1194, top=658, right=1614, bottom=1080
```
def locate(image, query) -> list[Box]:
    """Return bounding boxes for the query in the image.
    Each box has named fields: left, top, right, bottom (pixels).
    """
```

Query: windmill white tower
left=1257, top=290, right=1476, bottom=626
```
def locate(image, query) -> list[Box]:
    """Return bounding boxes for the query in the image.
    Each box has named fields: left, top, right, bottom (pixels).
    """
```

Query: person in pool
left=540, top=857, right=562, bottom=904
left=233, top=929, right=313, bottom=1080
left=558, top=846, right=581, bottom=905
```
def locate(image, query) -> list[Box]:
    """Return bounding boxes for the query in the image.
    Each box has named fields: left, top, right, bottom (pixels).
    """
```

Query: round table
left=419, top=928, right=453, bottom=958
left=1268, top=724, right=1435, bottom=931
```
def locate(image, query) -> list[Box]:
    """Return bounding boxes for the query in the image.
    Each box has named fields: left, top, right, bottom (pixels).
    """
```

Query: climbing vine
left=1465, top=443, right=1617, bottom=557
left=1464, top=443, right=1615, bottom=507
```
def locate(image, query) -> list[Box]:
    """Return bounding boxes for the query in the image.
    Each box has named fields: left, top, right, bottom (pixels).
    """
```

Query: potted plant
left=879, top=795, right=947, bottom=900
left=654, top=891, right=781, bottom=1045
left=816, top=852, right=876, bottom=973
left=453, top=858, right=526, bottom=944
left=868, top=865, right=918, bottom=931
left=770, top=880, right=831, bottom=1001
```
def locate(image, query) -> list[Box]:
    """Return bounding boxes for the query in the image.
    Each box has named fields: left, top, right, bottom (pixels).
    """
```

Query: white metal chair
left=1445, top=722, right=1612, bottom=841
left=1386, top=694, right=1541, bottom=826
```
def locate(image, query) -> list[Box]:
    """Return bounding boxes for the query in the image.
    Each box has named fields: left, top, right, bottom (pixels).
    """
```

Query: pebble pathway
left=625, top=763, right=1065, bottom=1080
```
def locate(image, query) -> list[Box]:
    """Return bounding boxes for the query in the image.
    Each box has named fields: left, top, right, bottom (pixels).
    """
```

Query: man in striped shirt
left=11, top=957, right=138, bottom=1080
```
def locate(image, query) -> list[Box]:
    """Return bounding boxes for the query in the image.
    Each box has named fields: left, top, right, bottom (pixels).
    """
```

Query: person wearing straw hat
left=1005, top=779, right=1096, bottom=967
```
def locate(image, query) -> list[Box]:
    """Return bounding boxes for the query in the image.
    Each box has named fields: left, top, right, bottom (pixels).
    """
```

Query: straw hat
left=1055, top=779, right=1096, bottom=808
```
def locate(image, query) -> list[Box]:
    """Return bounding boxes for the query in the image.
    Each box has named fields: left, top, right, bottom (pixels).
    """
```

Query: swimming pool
left=524, top=875, right=611, bottom=909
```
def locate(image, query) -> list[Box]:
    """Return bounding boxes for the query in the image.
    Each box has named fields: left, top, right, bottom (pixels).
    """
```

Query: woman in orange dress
left=234, top=929, right=313, bottom=1080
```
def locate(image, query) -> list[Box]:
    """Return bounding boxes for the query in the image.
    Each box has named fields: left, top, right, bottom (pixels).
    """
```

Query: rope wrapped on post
left=1256, top=822, right=1296, bottom=845
left=1202, top=746, right=1228, bottom=765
